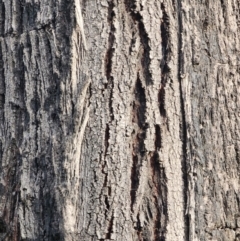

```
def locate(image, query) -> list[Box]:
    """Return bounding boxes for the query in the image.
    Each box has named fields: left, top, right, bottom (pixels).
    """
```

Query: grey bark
left=0, top=0, right=239, bottom=241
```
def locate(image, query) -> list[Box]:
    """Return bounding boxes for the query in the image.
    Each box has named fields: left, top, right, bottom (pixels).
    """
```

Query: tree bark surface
left=0, top=0, right=239, bottom=241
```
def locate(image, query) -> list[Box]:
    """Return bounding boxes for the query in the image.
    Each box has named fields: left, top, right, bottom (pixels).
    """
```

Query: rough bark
left=0, top=0, right=239, bottom=241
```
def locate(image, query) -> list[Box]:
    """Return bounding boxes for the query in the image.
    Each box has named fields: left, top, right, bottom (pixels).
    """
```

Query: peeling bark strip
left=0, top=0, right=240, bottom=240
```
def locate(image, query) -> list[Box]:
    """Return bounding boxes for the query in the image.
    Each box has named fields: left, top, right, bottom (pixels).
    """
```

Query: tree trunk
left=0, top=0, right=239, bottom=240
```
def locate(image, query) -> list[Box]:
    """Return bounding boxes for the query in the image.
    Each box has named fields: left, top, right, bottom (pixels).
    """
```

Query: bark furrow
left=0, top=0, right=240, bottom=241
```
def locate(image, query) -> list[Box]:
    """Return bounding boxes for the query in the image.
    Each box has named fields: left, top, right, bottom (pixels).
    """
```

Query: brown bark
left=0, top=0, right=239, bottom=240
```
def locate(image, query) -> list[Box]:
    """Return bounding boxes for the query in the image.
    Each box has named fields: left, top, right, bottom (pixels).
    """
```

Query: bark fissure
left=1, top=0, right=239, bottom=240
left=176, top=0, right=190, bottom=239
left=0, top=1, right=5, bottom=36
left=155, top=125, right=161, bottom=150
left=151, top=154, right=162, bottom=241
left=135, top=213, right=142, bottom=240
left=124, top=0, right=153, bottom=85
left=130, top=154, right=139, bottom=211
left=160, top=3, right=170, bottom=77
left=101, top=3, right=117, bottom=233
left=105, top=212, right=114, bottom=239
left=130, top=77, right=146, bottom=211
left=105, top=1, right=115, bottom=125
left=0, top=41, right=5, bottom=123
left=105, top=1, right=115, bottom=82
left=149, top=125, right=168, bottom=241
left=158, top=86, right=166, bottom=118
left=104, top=124, right=110, bottom=158
left=2, top=141, right=21, bottom=240
left=159, top=3, right=171, bottom=120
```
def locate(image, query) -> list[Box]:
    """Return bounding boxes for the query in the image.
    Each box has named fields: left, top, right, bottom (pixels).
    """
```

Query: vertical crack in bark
left=158, top=86, right=166, bottom=118
left=0, top=141, right=2, bottom=167
left=138, top=18, right=152, bottom=86
left=235, top=145, right=240, bottom=175
left=159, top=3, right=170, bottom=119
left=130, top=154, right=139, bottom=212
left=105, top=211, right=114, bottom=239
left=99, top=2, right=117, bottom=232
left=176, top=0, right=190, bottom=239
left=100, top=101, right=112, bottom=229
left=160, top=3, right=170, bottom=78
left=101, top=3, right=116, bottom=231
left=104, top=195, right=110, bottom=211
left=149, top=125, right=168, bottom=241
left=109, top=81, right=114, bottom=122
left=3, top=140, right=21, bottom=240
left=220, top=0, right=227, bottom=25
left=0, top=41, right=5, bottom=123
left=105, top=1, right=116, bottom=122
left=104, top=124, right=110, bottom=158
left=150, top=154, right=166, bottom=241
left=0, top=1, right=5, bottom=36
left=124, top=0, right=153, bottom=85
left=33, top=90, right=40, bottom=154
left=105, top=1, right=115, bottom=82
left=131, top=76, right=146, bottom=211
left=135, top=213, right=142, bottom=240
left=155, top=125, right=161, bottom=150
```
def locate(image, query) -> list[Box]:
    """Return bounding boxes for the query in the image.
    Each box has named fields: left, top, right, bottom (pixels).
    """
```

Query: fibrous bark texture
left=0, top=0, right=239, bottom=241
